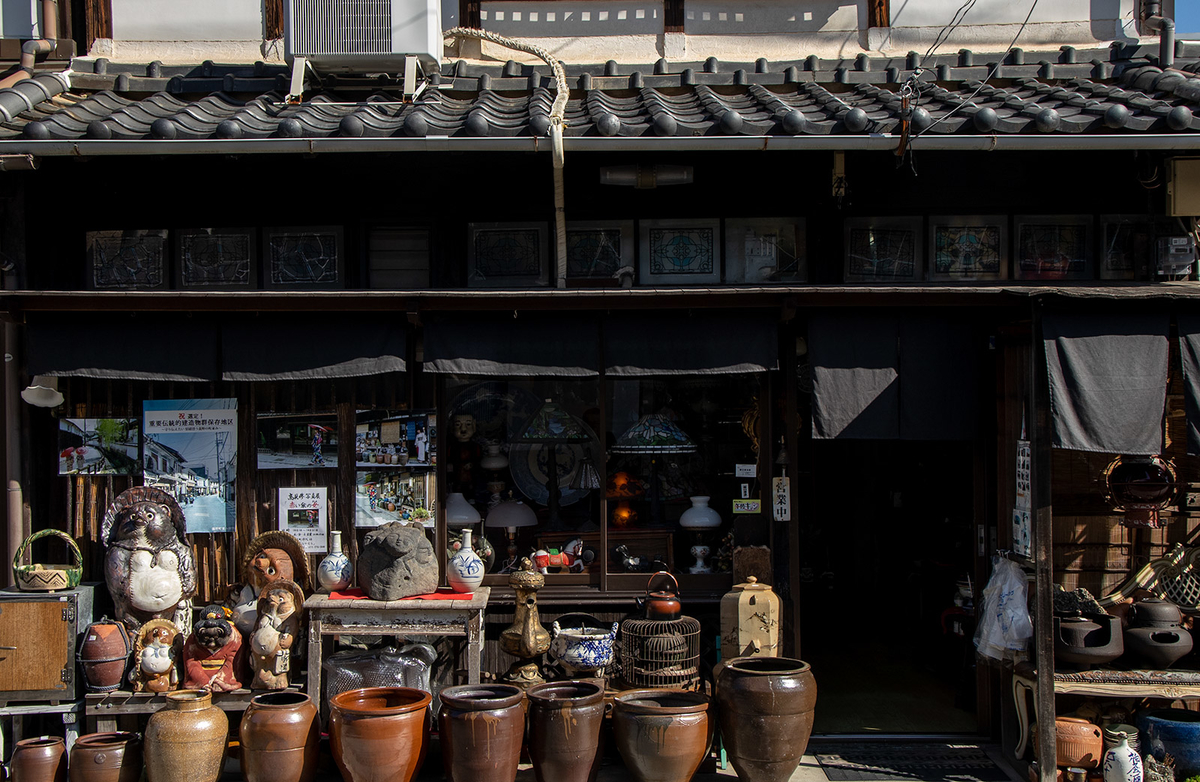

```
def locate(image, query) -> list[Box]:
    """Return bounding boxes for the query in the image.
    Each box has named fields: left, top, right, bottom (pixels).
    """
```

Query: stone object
left=144, top=690, right=229, bottom=782
left=249, top=580, right=304, bottom=690
left=183, top=605, right=246, bottom=692
left=356, top=523, right=437, bottom=601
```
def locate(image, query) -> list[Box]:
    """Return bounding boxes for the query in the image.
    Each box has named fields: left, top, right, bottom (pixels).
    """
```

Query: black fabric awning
left=221, top=317, right=406, bottom=381
left=1044, top=312, right=1169, bottom=454
left=27, top=318, right=221, bottom=382
left=603, top=312, right=777, bottom=376
left=1176, top=314, right=1200, bottom=455
left=423, top=313, right=601, bottom=377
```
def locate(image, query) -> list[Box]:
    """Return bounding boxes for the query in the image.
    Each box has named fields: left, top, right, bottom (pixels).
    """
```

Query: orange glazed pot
left=239, top=691, right=319, bottom=782
left=329, top=687, right=431, bottom=782
left=1054, top=717, right=1103, bottom=769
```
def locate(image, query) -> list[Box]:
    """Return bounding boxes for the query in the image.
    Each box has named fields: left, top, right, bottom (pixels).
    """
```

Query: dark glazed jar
left=611, top=689, right=712, bottom=782
left=329, top=687, right=430, bottom=782
left=715, top=656, right=818, bottom=782
left=10, top=737, right=66, bottom=782
left=438, top=684, right=526, bottom=782
left=68, top=732, right=142, bottom=782
left=527, top=681, right=606, bottom=782
left=144, top=690, right=229, bottom=782
left=239, top=691, right=319, bottom=782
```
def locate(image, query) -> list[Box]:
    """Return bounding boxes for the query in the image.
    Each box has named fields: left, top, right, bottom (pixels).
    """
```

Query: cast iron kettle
left=637, top=571, right=682, bottom=620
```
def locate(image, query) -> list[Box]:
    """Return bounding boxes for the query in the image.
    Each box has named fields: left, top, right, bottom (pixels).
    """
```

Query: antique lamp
left=485, top=496, right=537, bottom=572
left=612, top=413, right=697, bottom=525
left=516, top=399, right=594, bottom=529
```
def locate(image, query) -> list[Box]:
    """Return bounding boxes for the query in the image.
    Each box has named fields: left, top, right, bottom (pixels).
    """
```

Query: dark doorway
left=800, top=440, right=979, bottom=734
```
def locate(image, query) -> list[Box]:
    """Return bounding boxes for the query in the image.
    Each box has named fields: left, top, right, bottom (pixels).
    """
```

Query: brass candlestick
left=499, top=557, right=551, bottom=689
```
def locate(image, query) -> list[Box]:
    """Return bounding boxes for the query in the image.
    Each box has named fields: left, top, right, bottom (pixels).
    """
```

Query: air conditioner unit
left=284, top=0, right=441, bottom=74
left=0, top=0, right=39, bottom=40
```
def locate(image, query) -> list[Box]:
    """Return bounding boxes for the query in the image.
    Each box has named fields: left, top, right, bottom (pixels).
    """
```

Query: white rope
left=445, top=27, right=569, bottom=286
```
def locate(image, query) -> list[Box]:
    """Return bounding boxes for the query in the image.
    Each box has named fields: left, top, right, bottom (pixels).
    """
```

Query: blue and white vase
left=316, top=530, right=352, bottom=593
left=447, top=529, right=485, bottom=593
left=1103, top=736, right=1143, bottom=782
left=549, top=621, right=620, bottom=676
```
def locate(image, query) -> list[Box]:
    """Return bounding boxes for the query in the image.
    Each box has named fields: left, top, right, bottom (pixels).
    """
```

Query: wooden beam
left=264, top=0, right=283, bottom=40
left=83, top=0, right=111, bottom=52
left=868, top=0, right=889, bottom=28
left=664, top=0, right=684, bottom=33
left=1031, top=301, right=1057, bottom=782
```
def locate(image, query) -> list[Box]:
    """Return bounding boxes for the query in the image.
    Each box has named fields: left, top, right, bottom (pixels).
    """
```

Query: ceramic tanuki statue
left=131, top=618, right=180, bottom=693
left=227, top=531, right=310, bottom=637
left=183, top=605, right=247, bottom=692
left=102, top=486, right=197, bottom=637
left=249, top=580, right=305, bottom=690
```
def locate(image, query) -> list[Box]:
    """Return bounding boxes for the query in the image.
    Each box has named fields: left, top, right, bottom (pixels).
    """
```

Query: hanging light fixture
left=612, top=413, right=697, bottom=525
left=21, top=375, right=63, bottom=408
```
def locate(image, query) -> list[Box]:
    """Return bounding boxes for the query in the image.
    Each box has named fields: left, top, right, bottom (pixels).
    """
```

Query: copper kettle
left=636, top=571, right=681, bottom=620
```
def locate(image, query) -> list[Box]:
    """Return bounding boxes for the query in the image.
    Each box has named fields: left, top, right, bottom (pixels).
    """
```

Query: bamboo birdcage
left=619, top=615, right=701, bottom=690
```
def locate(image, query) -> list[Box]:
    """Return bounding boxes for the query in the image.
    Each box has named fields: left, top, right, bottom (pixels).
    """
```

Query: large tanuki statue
left=102, top=486, right=197, bottom=636
left=249, top=580, right=305, bottom=690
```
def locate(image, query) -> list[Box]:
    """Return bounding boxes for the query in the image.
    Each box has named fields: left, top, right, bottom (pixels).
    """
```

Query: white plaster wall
left=111, top=0, right=263, bottom=41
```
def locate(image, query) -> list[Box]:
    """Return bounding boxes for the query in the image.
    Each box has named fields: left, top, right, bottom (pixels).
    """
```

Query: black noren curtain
left=1176, top=313, right=1200, bottom=455
left=423, top=313, right=600, bottom=377
left=27, top=318, right=220, bottom=382
left=222, top=317, right=406, bottom=381
left=603, top=312, right=777, bottom=375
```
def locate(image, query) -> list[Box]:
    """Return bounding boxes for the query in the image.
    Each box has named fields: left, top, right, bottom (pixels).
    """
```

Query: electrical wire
left=919, top=0, right=981, bottom=70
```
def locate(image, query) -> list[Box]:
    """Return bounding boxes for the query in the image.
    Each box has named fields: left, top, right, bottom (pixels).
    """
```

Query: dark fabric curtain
left=1177, top=313, right=1200, bottom=455
left=603, top=312, right=777, bottom=375
left=1044, top=312, right=1169, bottom=454
left=222, top=317, right=406, bottom=381
left=810, top=314, right=900, bottom=439
left=423, top=313, right=601, bottom=376
left=27, top=318, right=220, bottom=381
left=899, top=317, right=979, bottom=440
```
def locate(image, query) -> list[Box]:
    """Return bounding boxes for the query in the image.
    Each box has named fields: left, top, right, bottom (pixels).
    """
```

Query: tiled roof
left=4, top=44, right=1200, bottom=142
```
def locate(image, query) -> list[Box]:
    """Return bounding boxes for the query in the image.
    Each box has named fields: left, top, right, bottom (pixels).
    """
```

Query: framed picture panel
left=87, top=230, right=168, bottom=290
left=263, top=226, right=344, bottom=289
left=725, top=218, right=806, bottom=284
left=467, top=222, right=549, bottom=287
left=565, top=220, right=634, bottom=283
left=928, top=216, right=1007, bottom=281
left=638, top=218, right=721, bottom=285
left=1100, top=215, right=1159, bottom=281
left=176, top=227, right=257, bottom=289
left=843, top=217, right=923, bottom=282
left=1015, top=215, right=1092, bottom=281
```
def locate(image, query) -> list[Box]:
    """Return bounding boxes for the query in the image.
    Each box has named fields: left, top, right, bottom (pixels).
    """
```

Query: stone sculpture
left=249, top=580, right=305, bottom=690
left=183, top=605, right=246, bottom=692
left=356, top=522, right=438, bottom=600
left=227, top=531, right=310, bottom=635
left=102, top=486, right=197, bottom=636
left=131, top=618, right=180, bottom=693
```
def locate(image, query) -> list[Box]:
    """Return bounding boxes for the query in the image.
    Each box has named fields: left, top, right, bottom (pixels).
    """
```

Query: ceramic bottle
left=316, top=530, right=352, bottom=593
left=447, top=529, right=484, bottom=593
left=1103, top=736, right=1143, bottom=782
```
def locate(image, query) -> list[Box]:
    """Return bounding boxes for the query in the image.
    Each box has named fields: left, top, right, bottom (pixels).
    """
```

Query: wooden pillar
left=264, top=0, right=283, bottom=39
left=1031, top=301, right=1057, bottom=781
left=83, top=0, right=112, bottom=51
left=868, top=0, right=889, bottom=28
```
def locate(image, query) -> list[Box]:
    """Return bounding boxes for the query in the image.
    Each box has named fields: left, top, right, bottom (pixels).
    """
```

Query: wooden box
left=0, top=585, right=94, bottom=704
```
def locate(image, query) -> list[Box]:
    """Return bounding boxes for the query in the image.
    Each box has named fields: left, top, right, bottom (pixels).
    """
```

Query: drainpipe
left=1142, top=0, right=1175, bottom=69
left=0, top=0, right=58, bottom=90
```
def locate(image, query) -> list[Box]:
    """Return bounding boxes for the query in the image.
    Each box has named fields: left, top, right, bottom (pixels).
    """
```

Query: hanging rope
left=445, top=28, right=570, bottom=287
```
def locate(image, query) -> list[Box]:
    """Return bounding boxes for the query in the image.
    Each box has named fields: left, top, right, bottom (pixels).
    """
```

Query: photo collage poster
left=142, top=398, right=238, bottom=534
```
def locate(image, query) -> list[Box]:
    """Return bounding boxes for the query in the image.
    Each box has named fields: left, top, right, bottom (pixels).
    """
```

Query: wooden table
left=304, top=588, right=489, bottom=707
left=85, top=688, right=300, bottom=733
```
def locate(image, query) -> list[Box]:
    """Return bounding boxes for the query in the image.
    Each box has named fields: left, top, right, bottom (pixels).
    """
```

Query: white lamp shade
left=21, top=376, right=63, bottom=408
left=485, top=499, right=537, bottom=529
left=446, top=492, right=481, bottom=528
left=679, top=496, right=722, bottom=529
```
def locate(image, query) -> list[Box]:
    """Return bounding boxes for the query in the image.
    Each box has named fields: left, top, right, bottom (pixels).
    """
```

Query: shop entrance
left=800, top=440, right=981, bottom=735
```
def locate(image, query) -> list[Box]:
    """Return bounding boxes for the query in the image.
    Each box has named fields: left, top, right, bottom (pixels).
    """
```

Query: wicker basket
left=12, top=528, right=83, bottom=591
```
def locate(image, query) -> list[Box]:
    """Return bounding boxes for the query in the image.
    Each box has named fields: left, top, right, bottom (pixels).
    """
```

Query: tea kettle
left=636, top=571, right=681, bottom=621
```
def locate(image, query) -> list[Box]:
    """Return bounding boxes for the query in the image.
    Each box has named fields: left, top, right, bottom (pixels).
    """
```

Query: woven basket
left=12, top=528, right=83, bottom=591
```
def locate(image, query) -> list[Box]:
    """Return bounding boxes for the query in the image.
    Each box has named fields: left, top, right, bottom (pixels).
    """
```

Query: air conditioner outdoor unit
left=0, top=0, right=39, bottom=40
left=284, top=0, right=442, bottom=74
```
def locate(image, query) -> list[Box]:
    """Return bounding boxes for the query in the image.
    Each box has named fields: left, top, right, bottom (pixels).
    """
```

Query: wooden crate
left=0, top=585, right=94, bottom=704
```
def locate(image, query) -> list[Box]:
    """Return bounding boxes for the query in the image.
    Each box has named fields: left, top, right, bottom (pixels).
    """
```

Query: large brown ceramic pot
left=612, top=690, right=712, bottom=782
left=68, top=732, right=142, bottom=782
left=144, top=689, right=229, bottom=782
left=715, top=656, right=817, bottom=782
left=438, top=684, right=526, bottom=782
left=240, top=691, right=319, bottom=782
left=329, top=687, right=431, bottom=782
left=527, top=681, right=606, bottom=782
left=10, top=737, right=66, bottom=782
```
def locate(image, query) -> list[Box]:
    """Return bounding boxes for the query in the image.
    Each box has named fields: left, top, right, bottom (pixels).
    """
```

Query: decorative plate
left=508, top=442, right=592, bottom=507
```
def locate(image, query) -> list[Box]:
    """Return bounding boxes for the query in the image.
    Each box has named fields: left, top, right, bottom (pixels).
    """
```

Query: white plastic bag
left=974, top=555, right=1034, bottom=662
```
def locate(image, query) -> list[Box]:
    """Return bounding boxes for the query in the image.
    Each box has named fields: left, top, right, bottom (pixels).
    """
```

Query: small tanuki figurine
left=227, top=531, right=310, bottom=636
left=130, top=618, right=180, bottom=693
left=249, top=580, right=305, bottom=690
left=183, top=605, right=246, bottom=692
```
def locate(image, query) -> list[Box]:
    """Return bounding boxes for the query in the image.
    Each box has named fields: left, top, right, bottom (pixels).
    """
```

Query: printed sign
left=143, top=399, right=238, bottom=533
left=735, top=464, right=757, bottom=478
left=1013, top=439, right=1032, bottom=557
left=279, top=487, right=328, bottom=554
left=772, top=477, right=791, bottom=521
left=733, top=499, right=761, bottom=514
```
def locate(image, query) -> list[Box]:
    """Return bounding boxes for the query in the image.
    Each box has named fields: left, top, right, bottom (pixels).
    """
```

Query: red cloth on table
left=329, top=587, right=472, bottom=601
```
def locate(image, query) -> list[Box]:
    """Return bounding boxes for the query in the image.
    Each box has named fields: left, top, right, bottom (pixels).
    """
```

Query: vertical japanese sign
left=279, top=487, right=329, bottom=554
left=1013, top=439, right=1032, bottom=558
left=143, top=399, right=238, bottom=534
left=772, top=477, right=791, bottom=521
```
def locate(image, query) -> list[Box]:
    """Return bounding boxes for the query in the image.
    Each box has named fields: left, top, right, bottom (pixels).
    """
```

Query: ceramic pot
left=715, top=656, right=817, bottom=782
left=1127, top=599, right=1183, bottom=628
left=612, top=689, right=712, bottom=782
left=438, top=684, right=525, bottom=782
left=240, top=691, right=319, bottom=782
left=1124, top=600, right=1193, bottom=669
left=10, top=737, right=66, bottom=782
left=316, top=530, right=352, bottom=593
left=527, top=681, right=606, bottom=782
left=68, top=732, right=142, bottom=782
left=679, top=496, right=721, bottom=529
left=329, top=687, right=430, bottom=782
left=77, top=619, right=132, bottom=692
left=1055, top=717, right=1104, bottom=769
left=549, top=621, right=619, bottom=676
left=446, top=530, right=485, bottom=594
left=144, top=690, right=229, bottom=782
left=1103, top=737, right=1142, bottom=782
left=1054, top=614, right=1124, bottom=669
left=1136, top=709, right=1200, bottom=777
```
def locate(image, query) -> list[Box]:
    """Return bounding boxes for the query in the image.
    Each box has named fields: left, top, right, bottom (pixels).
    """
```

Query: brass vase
left=499, top=558, right=550, bottom=688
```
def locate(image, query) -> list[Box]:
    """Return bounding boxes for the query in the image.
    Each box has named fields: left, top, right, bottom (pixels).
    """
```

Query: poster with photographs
left=143, top=398, right=237, bottom=534
left=355, top=470, right=435, bottom=528
left=59, top=418, right=141, bottom=476
left=278, top=486, right=328, bottom=554
left=256, top=412, right=338, bottom=469
left=354, top=409, right=436, bottom=469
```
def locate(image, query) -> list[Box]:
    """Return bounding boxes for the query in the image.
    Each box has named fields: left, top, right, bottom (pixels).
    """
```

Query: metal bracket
left=286, top=56, right=309, bottom=104
left=60, top=667, right=71, bottom=683
left=403, top=54, right=418, bottom=101
left=62, top=603, right=75, bottom=623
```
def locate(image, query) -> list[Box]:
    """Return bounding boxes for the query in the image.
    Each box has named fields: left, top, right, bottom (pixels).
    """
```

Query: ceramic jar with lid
left=720, top=576, right=780, bottom=658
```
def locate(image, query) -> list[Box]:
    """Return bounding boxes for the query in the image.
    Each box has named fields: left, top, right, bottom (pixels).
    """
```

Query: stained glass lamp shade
left=517, top=399, right=594, bottom=528
left=612, top=414, right=696, bottom=524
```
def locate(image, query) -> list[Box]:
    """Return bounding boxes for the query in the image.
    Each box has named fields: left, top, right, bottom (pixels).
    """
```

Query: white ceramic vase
left=679, top=496, right=722, bottom=529
left=317, top=530, right=352, bottom=593
left=447, top=529, right=485, bottom=593
left=1103, top=736, right=1143, bottom=782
